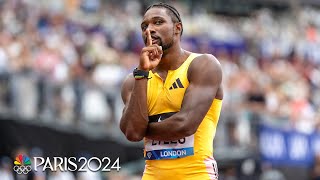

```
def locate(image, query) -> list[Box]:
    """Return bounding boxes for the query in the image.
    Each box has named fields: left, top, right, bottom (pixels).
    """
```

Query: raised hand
left=139, top=29, right=163, bottom=71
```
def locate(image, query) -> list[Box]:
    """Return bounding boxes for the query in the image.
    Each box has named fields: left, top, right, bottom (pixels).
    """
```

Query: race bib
left=144, top=113, right=195, bottom=160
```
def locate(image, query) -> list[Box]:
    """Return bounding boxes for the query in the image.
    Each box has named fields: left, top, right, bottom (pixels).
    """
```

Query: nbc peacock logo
left=13, top=154, right=32, bottom=174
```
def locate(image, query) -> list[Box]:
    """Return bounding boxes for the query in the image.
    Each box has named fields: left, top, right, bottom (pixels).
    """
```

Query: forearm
left=120, top=79, right=149, bottom=141
left=146, top=116, right=191, bottom=141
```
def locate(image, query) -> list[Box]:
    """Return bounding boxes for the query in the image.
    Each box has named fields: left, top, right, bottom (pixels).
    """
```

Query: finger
left=153, top=47, right=158, bottom=57
left=141, top=46, right=152, bottom=52
left=141, top=46, right=158, bottom=53
left=150, top=56, right=161, bottom=65
left=155, top=45, right=163, bottom=55
left=151, top=45, right=160, bottom=56
left=150, top=50, right=157, bottom=60
left=146, top=29, right=152, bottom=46
left=151, top=51, right=162, bottom=61
left=152, top=45, right=162, bottom=59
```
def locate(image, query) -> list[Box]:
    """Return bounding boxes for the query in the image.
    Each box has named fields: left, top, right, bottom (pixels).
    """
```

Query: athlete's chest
left=147, top=71, right=189, bottom=115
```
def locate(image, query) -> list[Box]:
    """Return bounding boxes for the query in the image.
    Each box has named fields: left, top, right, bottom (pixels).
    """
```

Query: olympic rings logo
left=13, top=165, right=32, bottom=174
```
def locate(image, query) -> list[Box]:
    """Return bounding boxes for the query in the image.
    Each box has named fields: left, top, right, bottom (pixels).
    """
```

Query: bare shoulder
left=187, top=53, right=222, bottom=81
left=187, top=53, right=223, bottom=99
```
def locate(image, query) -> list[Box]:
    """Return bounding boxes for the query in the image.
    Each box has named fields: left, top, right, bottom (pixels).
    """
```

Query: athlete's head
left=141, top=2, right=183, bottom=51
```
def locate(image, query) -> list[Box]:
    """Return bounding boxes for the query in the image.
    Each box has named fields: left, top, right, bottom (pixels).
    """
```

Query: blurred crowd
left=0, top=0, right=319, bottom=130
left=1, top=0, right=320, bottom=179
left=0, top=0, right=143, bottom=126
left=214, top=6, right=320, bottom=149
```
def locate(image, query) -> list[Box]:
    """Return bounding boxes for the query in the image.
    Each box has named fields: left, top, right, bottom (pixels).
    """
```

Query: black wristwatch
left=133, top=68, right=149, bottom=80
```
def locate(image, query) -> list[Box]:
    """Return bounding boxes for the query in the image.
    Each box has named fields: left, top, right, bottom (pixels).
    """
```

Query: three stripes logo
left=169, top=78, right=184, bottom=90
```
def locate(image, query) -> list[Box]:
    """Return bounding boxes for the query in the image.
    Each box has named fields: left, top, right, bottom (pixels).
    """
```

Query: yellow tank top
left=143, top=53, right=222, bottom=180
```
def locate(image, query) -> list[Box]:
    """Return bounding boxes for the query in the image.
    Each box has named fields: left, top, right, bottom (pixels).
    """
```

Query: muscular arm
left=119, top=28, right=163, bottom=142
left=145, top=54, right=222, bottom=141
left=119, top=74, right=149, bottom=142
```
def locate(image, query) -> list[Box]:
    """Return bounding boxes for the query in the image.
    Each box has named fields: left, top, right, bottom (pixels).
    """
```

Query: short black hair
left=145, top=2, right=183, bottom=36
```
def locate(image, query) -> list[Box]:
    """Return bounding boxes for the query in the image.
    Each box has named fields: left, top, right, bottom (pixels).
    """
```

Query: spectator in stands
left=0, top=156, right=14, bottom=180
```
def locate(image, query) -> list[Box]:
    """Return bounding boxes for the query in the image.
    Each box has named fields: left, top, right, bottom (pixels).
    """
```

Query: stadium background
left=0, top=0, right=320, bottom=179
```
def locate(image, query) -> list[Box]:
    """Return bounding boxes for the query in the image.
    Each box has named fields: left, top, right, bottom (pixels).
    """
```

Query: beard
left=158, top=38, right=173, bottom=51
left=144, top=30, right=174, bottom=51
left=160, top=30, right=174, bottom=51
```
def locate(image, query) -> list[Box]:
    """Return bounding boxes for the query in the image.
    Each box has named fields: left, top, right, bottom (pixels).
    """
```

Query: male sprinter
left=120, top=2, right=223, bottom=180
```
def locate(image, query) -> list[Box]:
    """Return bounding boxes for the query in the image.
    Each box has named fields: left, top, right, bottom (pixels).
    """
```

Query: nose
left=146, top=25, right=156, bottom=34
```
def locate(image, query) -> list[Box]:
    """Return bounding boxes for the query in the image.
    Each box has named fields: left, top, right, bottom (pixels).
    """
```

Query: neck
left=156, top=43, right=186, bottom=71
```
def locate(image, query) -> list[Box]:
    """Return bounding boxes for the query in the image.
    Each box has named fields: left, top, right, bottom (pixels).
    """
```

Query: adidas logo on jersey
left=169, top=78, right=184, bottom=90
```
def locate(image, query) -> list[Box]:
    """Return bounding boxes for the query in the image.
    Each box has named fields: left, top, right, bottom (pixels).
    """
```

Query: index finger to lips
left=146, top=29, right=152, bottom=46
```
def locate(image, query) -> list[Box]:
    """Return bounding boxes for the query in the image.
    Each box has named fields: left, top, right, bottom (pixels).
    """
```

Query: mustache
left=151, top=35, right=159, bottom=39
left=144, top=35, right=160, bottom=44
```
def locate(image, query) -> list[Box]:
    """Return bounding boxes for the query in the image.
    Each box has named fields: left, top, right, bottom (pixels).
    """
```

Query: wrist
left=137, top=66, right=149, bottom=71
left=133, top=68, right=150, bottom=80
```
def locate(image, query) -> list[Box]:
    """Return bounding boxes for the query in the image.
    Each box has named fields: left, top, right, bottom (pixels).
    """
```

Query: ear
left=174, top=22, right=182, bottom=35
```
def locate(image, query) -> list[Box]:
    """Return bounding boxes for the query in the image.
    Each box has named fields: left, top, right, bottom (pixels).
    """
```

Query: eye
left=141, top=24, right=147, bottom=31
left=155, top=20, right=163, bottom=25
